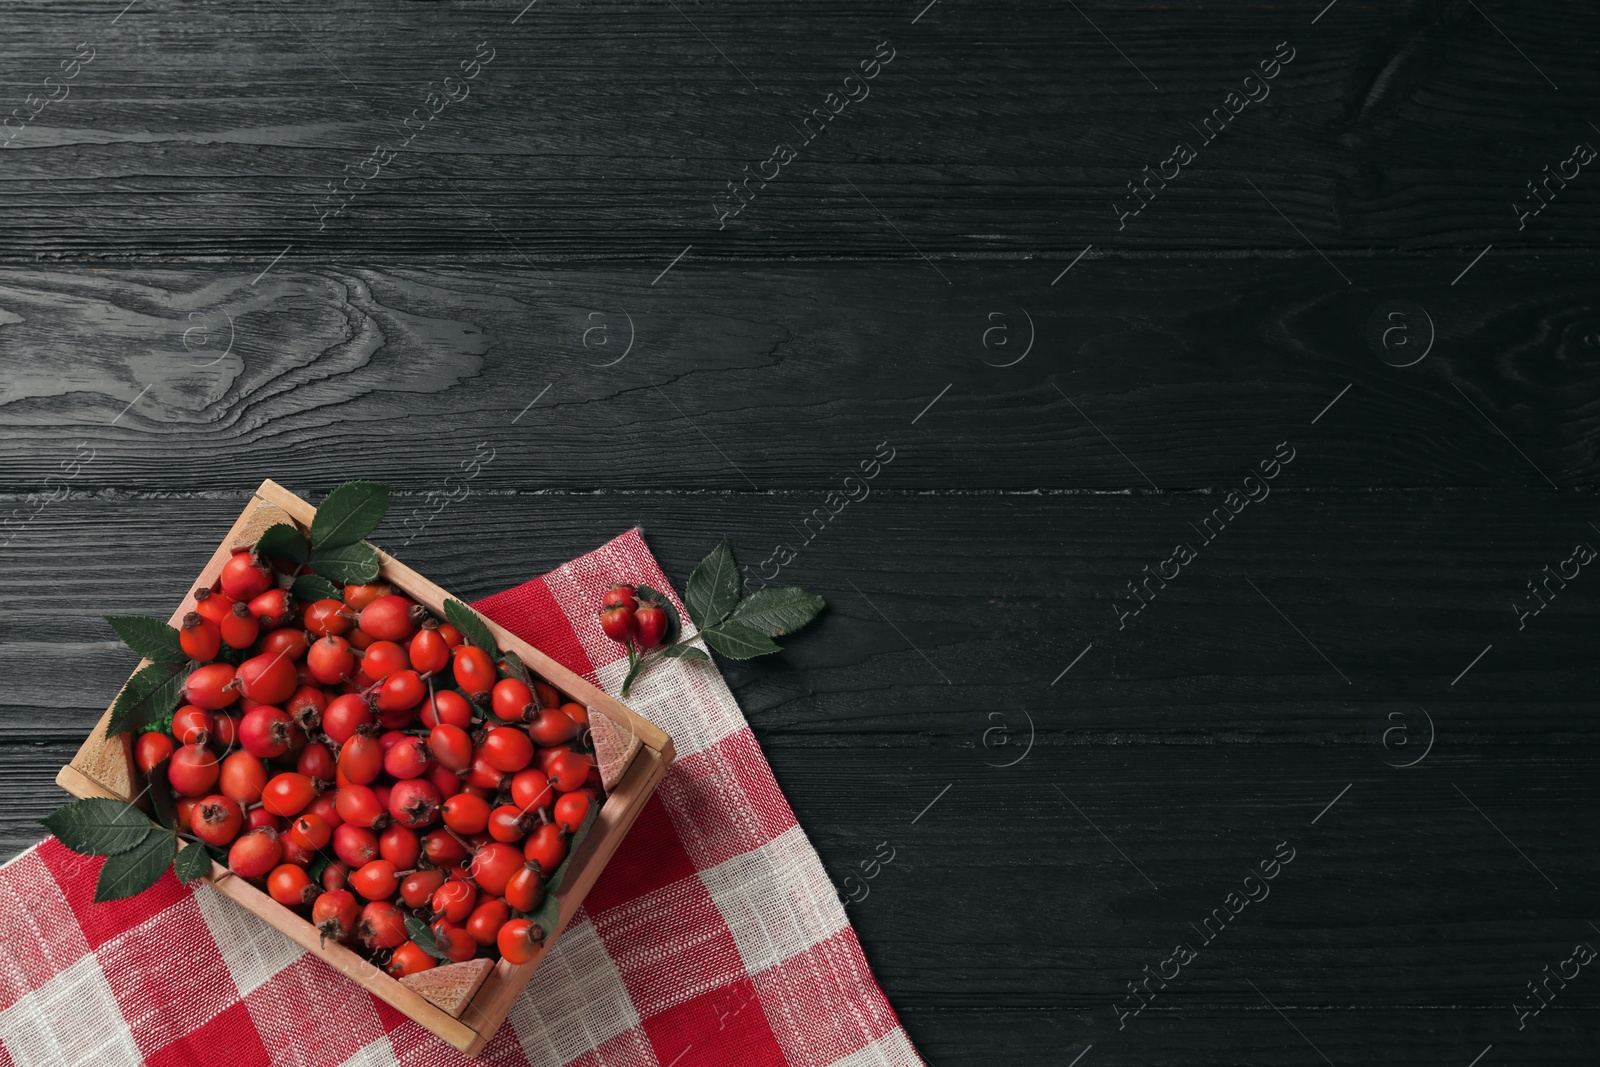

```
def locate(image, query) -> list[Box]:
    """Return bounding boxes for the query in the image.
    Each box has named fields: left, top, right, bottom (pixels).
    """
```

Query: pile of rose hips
left=133, top=549, right=600, bottom=976
left=598, top=585, right=667, bottom=649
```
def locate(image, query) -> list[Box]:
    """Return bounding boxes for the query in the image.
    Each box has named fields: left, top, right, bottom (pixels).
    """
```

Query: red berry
left=387, top=941, right=438, bottom=977
left=358, top=901, right=407, bottom=950
left=437, top=623, right=465, bottom=649
left=491, top=679, right=535, bottom=722
left=388, top=778, right=442, bottom=829
left=171, top=705, right=212, bottom=747
left=469, top=842, right=523, bottom=895
left=441, top=793, right=491, bottom=835
left=334, top=784, right=388, bottom=828
left=377, top=670, right=425, bottom=713
left=400, top=867, right=447, bottom=909
left=312, top=889, right=359, bottom=944
left=426, top=763, right=461, bottom=800
left=421, top=689, right=473, bottom=729
left=350, top=859, right=400, bottom=901
left=236, top=651, right=298, bottom=705
left=343, top=582, right=392, bottom=611
left=482, top=726, right=534, bottom=773
left=184, top=663, right=238, bottom=711
left=504, top=861, right=545, bottom=913
left=523, top=823, right=568, bottom=873
left=602, top=585, right=637, bottom=610
left=169, top=743, right=220, bottom=796
left=297, top=742, right=336, bottom=781
left=307, top=635, right=355, bottom=686
left=322, top=693, right=373, bottom=744
left=239, top=705, right=293, bottom=759
left=452, top=645, right=496, bottom=701
left=228, top=828, right=282, bottom=878
left=220, top=551, right=273, bottom=601
left=134, top=731, right=174, bottom=773
left=287, top=812, right=332, bottom=852
left=285, top=685, right=328, bottom=732
left=245, top=808, right=285, bottom=834
left=320, top=860, right=350, bottom=892
left=193, top=588, right=237, bottom=625
left=431, top=920, right=477, bottom=962
left=423, top=829, right=468, bottom=869
left=378, top=823, right=421, bottom=869
left=465, top=753, right=511, bottom=792
left=219, top=751, right=268, bottom=805
left=179, top=612, right=222, bottom=662
left=221, top=601, right=261, bottom=649
left=633, top=602, right=667, bottom=649
left=529, top=707, right=579, bottom=746
left=191, top=794, right=244, bottom=845
left=267, top=863, right=317, bottom=906
left=510, top=770, right=554, bottom=813
left=599, top=604, right=635, bottom=643
left=488, top=805, right=532, bottom=843
left=261, top=772, right=317, bottom=817
left=305, top=791, right=343, bottom=829
left=360, top=641, right=407, bottom=681
left=546, top=750, right=592, bottom=793
left=303, top=599, right=352, bottom=637
left=260, top=627, right=310, bottom=661
left=338, top=733, right=384, bottom=786
left=428, top=724, right=473, bottom=772
left=466, top=898, right=510, bottom=946
left=554, top=791, right=592, bottom=833
left=248, top=588, right=295, bottom=629
left=359, top=595, right=422, bottom=642
left=408, top=625, right=450, bottom=675
left=383, top=735, right=431, bottom=780
left=432, top=878, right=476, bottom=923
left=497, top=918, right=544, bottom=964
left=333, top=823, right=379, bottom=867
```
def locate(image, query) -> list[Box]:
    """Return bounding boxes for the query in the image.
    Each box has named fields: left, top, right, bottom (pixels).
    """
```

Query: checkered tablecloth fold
left=0, top=528, right=923, bottom=1067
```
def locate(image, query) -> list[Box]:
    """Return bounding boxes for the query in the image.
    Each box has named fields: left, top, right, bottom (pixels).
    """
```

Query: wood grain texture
left=0, top=257, right=1596, bottom=491
left=0, top=2, right=1595, bottom=259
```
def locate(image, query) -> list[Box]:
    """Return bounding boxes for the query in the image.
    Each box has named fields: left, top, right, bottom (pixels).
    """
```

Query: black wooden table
left=2, top=1, right=1597, bottom=1063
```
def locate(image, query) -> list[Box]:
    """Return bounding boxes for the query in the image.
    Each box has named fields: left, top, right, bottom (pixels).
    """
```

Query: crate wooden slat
left=55, top=479, right=674, bottom=1054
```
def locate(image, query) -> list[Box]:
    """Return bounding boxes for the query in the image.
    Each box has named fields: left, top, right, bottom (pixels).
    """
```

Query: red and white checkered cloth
left=0, top=529, right=924, bottom=1067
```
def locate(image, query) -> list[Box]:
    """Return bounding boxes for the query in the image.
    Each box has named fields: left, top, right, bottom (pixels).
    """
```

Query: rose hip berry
left=599, top=604, right=634, bottom=643
left=134, top=731, right=174, bottom=774
left=432, top=878, right=476, bottom=924
left=359, top=595, right=423, bottom=642
left=261, top=772, right=317, bottom=817
left=504, top=862, right=545, bottom=913
left=452, top=645, right=496, bottom=702
left=179, top=612, right=222, bottom=662
left=469, top=842, right=524, bottom=896
left=221, top=601, right=261, bottom=649
left=307, top=635, right=355, bottom=685
left=191, top=794, right=244, bottom=846
left=387, top=941, right=438, bottom=977
left=388, top=778, right=441, bottom=829
left=171, top=705, right=212, bottom=747
left=169, top=743, right=220, bottom=796
left=239, top=706, right=293, bottom=759
left=228, top=828, right=282, bottom=879
left=358, top=901, right=407, bottom=950
left=497, top=918, right=544, bottom=964
left=184, top=663, right=239, bottom=710
left=491, top=678, right=536, bottom=722
left=602, top=584, right=637, bottom=610
left=466, top=898, right=510, bottom=946
left=312, top=889, right=359, bottom=944
left=333, top=823, right=379, bottom=867
left=633, top=600, right=667, bottom=649
left=219, top=551, right=273, bottom=601
left=236, top=650, right=298, bottom=705
left=482, top=726, right=534, bottom=773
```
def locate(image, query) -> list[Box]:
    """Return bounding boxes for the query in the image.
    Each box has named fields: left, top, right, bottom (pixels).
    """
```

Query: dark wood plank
left=0, top=2, right=1594, bottom=258
left=0, top=256, right=1596, bottom=492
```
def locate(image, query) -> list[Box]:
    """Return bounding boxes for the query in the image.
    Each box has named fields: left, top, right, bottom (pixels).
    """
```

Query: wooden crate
left=55, top=479, right=674, bottom=1055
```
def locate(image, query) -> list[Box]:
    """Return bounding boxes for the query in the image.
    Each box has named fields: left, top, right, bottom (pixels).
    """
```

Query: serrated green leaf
left=255, top=523, right=310, bottom=565
left=685, top=539, right=740, bottom=629
left=104, top=615, right=186, bottom=664
left=41, top=798, right=154, bottom=857
left=105, top=660, right=189, bottom=738
left=306, top=542, right=380, bottom=584
left=309, top=480, right=391, bottom=549
left=502, top=648, right=532, bottom=686
left=306, top=853, right=330, bottom=885
left=544, top=801, right=599, bottom=895
left=173, top=841, right=213, bottom=884
left=291, top=574, right=342, bottom=603
left=662, top=645, right=710, bottom=661
left=94, top=828, right=175, bottom=902
left=728, top=587, right=825, bottom=638
left=444, top=600, right=498, bottom=654
left=404, top=916, right=456, bottom=962
left=702, top=621, right=782, bottom=660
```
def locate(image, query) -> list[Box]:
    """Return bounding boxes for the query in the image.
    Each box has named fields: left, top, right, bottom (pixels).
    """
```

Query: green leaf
left=94, top=828, right=176, bottom=902
left=405, top=916, right=456, bottom=962
left=306, top=542, right=380, bottom=584
left=636, top=584, right=681, bottom=645
left=544, top=801, right=599, bottom=895
left=309, top=480, right=390, bottom=549
left=444, top=599, right=498, bottom=654
left=104, top=615, right=186, bottom=664
left=701, top=621, right=782, bottom=660
left=306, top=853, right=330, bottom=885
left=519, top=892, right=559, bottom=947
left=292, top=574, right=342, bottom=603
left=105, top=660, right=189, bottom=738
left=41, top=798, right=154, bottom=857
left=685, top=539, right=740, bottom=629
left=502, top=648, right=533, bottom=687
left=662, top=645, right=709, bottom=661
left=173, top=841, right=213, bottom=884
left=255, top=523, right=309, bottom=565
left=728, top=587, right=826, bottom=638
